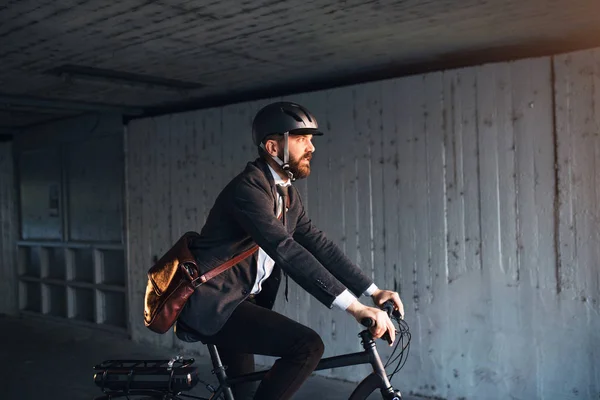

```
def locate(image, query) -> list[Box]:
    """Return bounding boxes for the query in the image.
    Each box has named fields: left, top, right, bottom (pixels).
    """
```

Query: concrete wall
left=552, top=49, right=600, bottom=398
left=126, top=50, right=595, bottom=399
left=13, top=113, right=126, bottom=245
left=0, top=141, right=18, bottom=316
left=10, top=113, right=128, bottom=329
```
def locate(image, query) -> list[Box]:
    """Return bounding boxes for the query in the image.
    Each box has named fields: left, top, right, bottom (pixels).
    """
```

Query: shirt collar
left=267, top=164, right=291, bottom=186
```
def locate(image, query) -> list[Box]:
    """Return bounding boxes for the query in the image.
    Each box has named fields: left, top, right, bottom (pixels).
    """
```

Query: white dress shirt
left=250, top=164, right=379, bottom=310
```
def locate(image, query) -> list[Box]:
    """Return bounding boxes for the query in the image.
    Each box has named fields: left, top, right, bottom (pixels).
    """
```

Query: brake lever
left=382, top=300, right=404, bottom=321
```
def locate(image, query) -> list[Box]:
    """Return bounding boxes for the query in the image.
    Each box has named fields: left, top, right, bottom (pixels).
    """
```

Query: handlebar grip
left=361, top=300, right=395, bottom=328
left=360, top=302, right=395, bottom=344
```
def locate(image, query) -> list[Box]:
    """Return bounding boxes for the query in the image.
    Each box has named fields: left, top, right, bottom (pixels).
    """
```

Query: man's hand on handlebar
left=371, top=289, right=404, bottom=320
left=346, top=301, right=396, bottom=345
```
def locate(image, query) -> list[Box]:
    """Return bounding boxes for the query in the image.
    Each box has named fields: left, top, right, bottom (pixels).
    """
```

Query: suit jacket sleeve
left=292, top=194, right=373, bottom=298
left=230, top=179, right=350, bottom=308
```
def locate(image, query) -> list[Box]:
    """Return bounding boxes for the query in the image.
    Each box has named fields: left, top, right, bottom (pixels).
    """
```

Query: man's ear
left=264, top=139, right=279, bottom=157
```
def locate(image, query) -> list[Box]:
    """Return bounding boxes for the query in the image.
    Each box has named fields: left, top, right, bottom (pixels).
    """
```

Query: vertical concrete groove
left=474, top=71, right=484, bottom=271
left=550, top=56, right=562, bottom=294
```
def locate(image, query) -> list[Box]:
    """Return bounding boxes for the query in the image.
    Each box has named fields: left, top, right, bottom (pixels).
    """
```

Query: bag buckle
left=191, top=276, right=204, bottom=288
left=183, top=263, right=204, bottom=288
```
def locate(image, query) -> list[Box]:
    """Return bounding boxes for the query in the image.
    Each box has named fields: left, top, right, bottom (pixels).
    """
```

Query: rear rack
left=93, top=356, right=199, bottom=399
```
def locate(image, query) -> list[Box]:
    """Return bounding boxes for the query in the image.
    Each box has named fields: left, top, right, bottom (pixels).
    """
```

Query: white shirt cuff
left=363, top=283, right=379, bottom=296
left=332, top=290, right=357, bottom=310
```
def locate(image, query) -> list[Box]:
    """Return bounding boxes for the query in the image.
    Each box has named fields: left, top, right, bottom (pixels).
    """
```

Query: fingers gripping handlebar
left=359, top=300, right=400, bottom=345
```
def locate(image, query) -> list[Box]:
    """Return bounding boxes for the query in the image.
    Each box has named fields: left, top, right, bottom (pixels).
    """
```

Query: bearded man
left=175, top=101, right=405, bottom=400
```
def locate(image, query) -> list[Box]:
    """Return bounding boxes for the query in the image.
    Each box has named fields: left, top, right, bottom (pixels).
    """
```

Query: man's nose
left=308, top=140, right=315, bottom=153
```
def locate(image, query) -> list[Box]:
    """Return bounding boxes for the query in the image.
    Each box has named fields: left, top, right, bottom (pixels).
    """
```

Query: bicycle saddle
left=174, top=320, right=205, bottom=343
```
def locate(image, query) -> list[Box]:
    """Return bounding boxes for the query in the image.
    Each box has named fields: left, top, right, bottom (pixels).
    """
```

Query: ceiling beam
left=0, top=93, right=144, bottom=116
left=47, top=64, right=205, bottom=91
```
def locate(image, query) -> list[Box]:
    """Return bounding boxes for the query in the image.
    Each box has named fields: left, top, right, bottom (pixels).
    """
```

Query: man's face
left=278, top=134, right=315, bottom=180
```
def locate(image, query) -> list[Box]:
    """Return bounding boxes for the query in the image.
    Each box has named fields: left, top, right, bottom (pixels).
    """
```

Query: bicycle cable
left=384, top=316, right=412, bottom=381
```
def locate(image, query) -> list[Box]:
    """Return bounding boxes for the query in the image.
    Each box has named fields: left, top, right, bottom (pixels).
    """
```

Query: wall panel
left=126, top=52, right=600, bottom=399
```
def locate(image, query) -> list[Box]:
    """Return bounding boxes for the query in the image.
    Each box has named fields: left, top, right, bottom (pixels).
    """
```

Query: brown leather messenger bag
left=143, top=231, right=259, bottom=334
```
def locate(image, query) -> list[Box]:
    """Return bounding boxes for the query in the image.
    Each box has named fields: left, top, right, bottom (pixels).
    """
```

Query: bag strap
left=193, top=244, right=259, bottom=287
left=192, top=196, right=287, bottom=288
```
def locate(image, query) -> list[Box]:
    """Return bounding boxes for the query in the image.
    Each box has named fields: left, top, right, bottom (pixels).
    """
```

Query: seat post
left=207, top=344, right=235, bottom=400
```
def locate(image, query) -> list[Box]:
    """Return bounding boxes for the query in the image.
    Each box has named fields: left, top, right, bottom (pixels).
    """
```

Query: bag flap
left=148, top=232, right=199, bottom=295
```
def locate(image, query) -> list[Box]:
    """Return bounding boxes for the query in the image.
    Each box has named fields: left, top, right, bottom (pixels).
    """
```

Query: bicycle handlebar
left=359, top=300, right=397, bottom=325
left=359, top=300, right=399, bottom=344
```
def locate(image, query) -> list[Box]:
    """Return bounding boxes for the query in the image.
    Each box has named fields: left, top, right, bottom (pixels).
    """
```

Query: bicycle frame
left=203, top=329, right=400, bottom=400
left=93, top=304, right=407, bottom=400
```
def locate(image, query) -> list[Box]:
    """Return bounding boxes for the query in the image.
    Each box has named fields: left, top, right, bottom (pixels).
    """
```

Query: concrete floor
left=0, top=313, right=423, bottom=400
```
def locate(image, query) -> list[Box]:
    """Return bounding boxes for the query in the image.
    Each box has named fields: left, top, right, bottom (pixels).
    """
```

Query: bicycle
left=93, top=301, right=411, bottom=400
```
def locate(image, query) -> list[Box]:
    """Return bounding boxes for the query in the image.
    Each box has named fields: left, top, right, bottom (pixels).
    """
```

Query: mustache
left=303, top=152, right=312, bottom=161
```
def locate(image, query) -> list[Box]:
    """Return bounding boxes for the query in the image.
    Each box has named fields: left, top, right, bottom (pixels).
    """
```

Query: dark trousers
left=197, top=300, right=325, bottom=400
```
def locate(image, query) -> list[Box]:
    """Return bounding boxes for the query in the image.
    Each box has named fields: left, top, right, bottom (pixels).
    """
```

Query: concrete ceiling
left=1, top=0, right=600, bottom=131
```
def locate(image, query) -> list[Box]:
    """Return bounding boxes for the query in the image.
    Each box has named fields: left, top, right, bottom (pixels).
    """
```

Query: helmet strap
left=259, top=132, right=295, bottom=181
left=281, top=132, right=294, bottom=181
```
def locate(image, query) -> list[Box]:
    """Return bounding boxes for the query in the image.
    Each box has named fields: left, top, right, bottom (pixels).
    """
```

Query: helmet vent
left=282, top=108, right=304, bottom=123
left=298, top=105, right=313, bottom=122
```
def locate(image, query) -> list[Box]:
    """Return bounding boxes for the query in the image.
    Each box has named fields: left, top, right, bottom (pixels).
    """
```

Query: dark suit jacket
left=178, top=158, right=374, bottom=336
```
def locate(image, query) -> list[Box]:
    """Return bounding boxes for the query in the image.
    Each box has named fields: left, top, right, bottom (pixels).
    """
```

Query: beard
left=286, top=151, right=312, bottom=180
